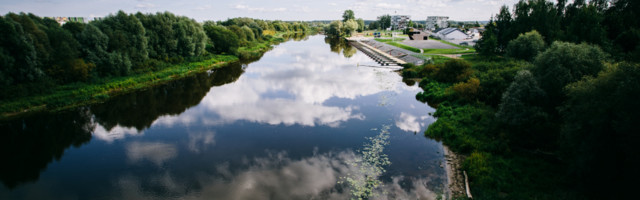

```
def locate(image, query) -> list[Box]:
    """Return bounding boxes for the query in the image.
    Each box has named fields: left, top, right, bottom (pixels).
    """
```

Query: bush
left=434, top=59, right=473, bottom=83
left=451, top=77, right=480, bottom=101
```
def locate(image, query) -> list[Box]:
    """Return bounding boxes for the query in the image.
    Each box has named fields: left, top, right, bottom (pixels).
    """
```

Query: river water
left=0, top=35, right=445, bottom=199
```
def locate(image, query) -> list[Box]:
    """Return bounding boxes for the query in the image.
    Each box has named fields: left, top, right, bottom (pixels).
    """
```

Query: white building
left=391, top=15, right=411, bottom=30
left=426, top=16, right=449, bottom=30
left=435, top=28, right=468, bottom=40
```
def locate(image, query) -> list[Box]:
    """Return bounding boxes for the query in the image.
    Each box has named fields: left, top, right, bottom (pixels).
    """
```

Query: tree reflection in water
left=0, top=61, right=246, bottom=189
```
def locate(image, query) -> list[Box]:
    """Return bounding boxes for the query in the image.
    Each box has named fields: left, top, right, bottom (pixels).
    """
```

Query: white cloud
left=233, top=4, right=287, bottom=12
left=375, top=3, right=405, bottom=9
left=92, top=124, right=142, bottom=143
left=188, top=131, right=216, bottom=153
left=395, top=112, right=431, bottom=133
left=135, top=3, right=155, bottom=9
left=126, top=142, right=177, bottom=166
left=113, top=150, right=442, bottom=199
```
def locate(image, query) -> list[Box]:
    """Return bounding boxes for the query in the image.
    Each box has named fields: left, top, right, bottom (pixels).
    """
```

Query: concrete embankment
left=347, top=38, right=425, bottom=66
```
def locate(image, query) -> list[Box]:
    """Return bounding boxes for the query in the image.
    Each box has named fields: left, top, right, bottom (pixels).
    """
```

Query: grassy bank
left=405, top=57, right=582, bottom=199
left=0, top=32, right=302, bottom=119
left=0, top=54, right=238, bottom=118
left=423, top=48, right=476, bottom=54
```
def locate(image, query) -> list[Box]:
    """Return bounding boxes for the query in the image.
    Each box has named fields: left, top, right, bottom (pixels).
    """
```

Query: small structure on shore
left=408, top=28, right=430, bottom=40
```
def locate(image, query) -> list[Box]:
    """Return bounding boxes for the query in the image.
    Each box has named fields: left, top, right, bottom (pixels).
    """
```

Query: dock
left=347, top=38, right=407, bottom=66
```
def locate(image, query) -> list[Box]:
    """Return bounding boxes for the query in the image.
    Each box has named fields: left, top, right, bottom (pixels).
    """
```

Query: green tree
left=378, top=15, right=391, bottom=30
left=342, top=10, right=355, bottom=22
left=506, top=30, right=546, bottom=61
left=326, top=20, right=343, bottom=38
left=532, top=41, right=608, bottom=104
left=343, top=19, right=358, bottom=36
left=93, top=10, right=148, bottom=71
left=0, top=15, right=42, bottom=86
left=496, top=70, right=550, bottom=148
left=203, top=23, right=239, bottom=55
left=475, top=20, right=500, bottom=56
left=77, top=24, right=111, bottom=77
left=561, top=62, right=640, bottom=199
left=356, top=18, right=365, bottom=32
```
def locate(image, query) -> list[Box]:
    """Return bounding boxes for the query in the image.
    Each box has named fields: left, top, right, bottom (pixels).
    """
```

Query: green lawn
left=422, top=48, right=476, bottom=54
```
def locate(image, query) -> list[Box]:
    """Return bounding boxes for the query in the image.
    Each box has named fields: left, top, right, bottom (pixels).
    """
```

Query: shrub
left=434, top=59, right=473, bottom=83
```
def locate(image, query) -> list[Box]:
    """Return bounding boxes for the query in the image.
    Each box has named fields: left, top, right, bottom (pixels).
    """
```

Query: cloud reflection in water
left=114, top=150, right=439, bottom=200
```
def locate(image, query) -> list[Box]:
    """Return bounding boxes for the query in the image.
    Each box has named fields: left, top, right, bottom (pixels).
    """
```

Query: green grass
left=430, top=37, right=471, bottom=49
left=423, top=48, right=476, bottom=54
left=374, top=38, right=405, bottom=42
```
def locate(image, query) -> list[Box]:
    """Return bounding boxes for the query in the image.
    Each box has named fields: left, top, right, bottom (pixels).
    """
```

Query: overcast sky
left=0, top=0, right=521, bottom=21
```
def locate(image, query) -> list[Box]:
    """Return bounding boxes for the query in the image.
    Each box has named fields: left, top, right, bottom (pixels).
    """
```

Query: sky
left=0, top=0, right=521, bottom=22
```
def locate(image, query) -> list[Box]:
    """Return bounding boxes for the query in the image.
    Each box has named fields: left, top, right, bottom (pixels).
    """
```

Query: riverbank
left=443, top=145, right=467, bottom=199
left=0, top=55, right=237, bottom=119
left=407, top=56, right=583, bottom=199
left=0, top=32, right=304, bottom=120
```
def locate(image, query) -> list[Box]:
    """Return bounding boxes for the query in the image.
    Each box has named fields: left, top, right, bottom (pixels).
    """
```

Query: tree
left=495, top=5, right=514, bottom=53
left=356, top=18, right=365, bottom=32
left=0, top=15, right=42, bottom=86
left=77, top=24, right=110, bottom=77
left=496, top=70, right=550, bottom=148
left=93, top=10, right=148, bottom=71
left=475, top=20, right=499, bottom=56
left=561, top=62, right=640, bottom=199
left=343, top=19, right=358, bottom=36
left=532, top=41, right=608, bottom=104
left=506, top=30, right=546, bottom=61
left=342, top=10, right=355, bottom=22
left=326, top=20, right=343, bottom=38
left=378, top=15, right=391, bottom=30
left=203, top=23, right=239, bottom=55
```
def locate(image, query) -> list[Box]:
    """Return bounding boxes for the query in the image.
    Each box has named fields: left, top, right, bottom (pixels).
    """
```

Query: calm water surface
left=0, top=35, right=445, bottom=199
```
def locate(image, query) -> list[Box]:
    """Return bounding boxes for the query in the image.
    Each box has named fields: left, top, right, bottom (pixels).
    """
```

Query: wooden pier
left=347, top=39, right=407, bottom=66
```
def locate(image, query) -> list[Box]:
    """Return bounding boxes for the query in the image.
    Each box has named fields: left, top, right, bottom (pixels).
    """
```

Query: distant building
left=467, top=28, right=481, bottom=40
left=426, top=16, right=449, bottom=30
left=408, top=28, right=430, bottom=40
left=391, top=15, right=411, bottom=30
left=47, top=17, right=85, bottom=25
left=435, top=28, right=467, bottom=40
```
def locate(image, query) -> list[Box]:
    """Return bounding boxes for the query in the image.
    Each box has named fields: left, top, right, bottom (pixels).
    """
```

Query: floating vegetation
left=340, top=125, right=391, bottom=199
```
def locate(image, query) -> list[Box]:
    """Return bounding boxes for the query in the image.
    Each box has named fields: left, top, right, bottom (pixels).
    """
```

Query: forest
left=402, top=0, right=639, bottom=199
left=0, top=11, right=309, bottom=114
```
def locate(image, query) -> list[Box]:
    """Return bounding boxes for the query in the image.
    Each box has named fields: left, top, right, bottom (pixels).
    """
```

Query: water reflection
left=0, top=35, right=443, bottom=199
left=112, top=150, right=440, bottom=200
left=325, top=37, right=356, bottom=58
left=150, top=37, right=403, bottom=128
left=0, top=108, right=93, bottom=189
left=91, top=63, right=245, bottom=131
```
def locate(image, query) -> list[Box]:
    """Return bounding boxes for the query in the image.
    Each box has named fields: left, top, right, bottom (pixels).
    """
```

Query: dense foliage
left=476, top=0, right=639, bottom=62
left=0, top=11, right=309, bottom=102
left=406, top=1, right=639, bottom=199
left=325, top=10, right=366, bottom=38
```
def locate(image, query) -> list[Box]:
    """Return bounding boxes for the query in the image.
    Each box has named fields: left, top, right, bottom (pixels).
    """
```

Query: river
left=0, top=35, right=446, bottom=199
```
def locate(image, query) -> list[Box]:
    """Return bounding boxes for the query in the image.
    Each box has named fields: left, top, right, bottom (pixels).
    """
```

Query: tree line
left=476, top=0, right=639, bottom=62
left=0, top=11, right=309, bottom=99
left=404, top=0, right=639, bottom=198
